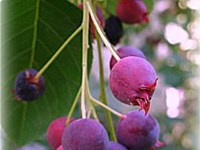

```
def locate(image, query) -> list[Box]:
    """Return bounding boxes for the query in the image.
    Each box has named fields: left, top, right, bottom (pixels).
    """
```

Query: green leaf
left=105, top=0, right=118, bottom=16
left=1, top=0, right=92, bottom=146
left=143, top=0, right=154, bottom=13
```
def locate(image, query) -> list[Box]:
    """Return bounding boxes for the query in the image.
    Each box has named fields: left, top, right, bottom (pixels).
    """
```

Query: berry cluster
left=46, top=110, right=163, bottom=150
left=12, top=0, right=166, bottom=149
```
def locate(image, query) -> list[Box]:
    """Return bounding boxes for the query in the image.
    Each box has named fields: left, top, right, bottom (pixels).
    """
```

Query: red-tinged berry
left=56, top=145, right=64, bottom=150
left=46, top=116, right=75, bottom=150
left=62, top=118, right=109, bottom=150
left=110, top=46, right=145, bottom=70
left=116, top=110, right=160, bottom=150
left=116, top=0, right=149, bottom=24
left=104, top=15, right=123, bottom=45
left=109, top=141, right=128, bottom=150
left=14, top=69, right=45, bottom=101
left=109, top=56, right=157, bottom=114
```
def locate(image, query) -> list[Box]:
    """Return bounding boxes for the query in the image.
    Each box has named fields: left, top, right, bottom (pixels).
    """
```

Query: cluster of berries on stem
left=13, top=0, right=166, bottom=149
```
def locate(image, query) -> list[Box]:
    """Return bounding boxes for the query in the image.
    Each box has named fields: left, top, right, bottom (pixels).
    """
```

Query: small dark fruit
left=62, top=118, right=109, bottom=150
left=104, top=15, right=123, bottom=45
left=109, top=56, right=157, bottom=114
left=110, top=46, right=145, bottom=69
left=46, top=116, right=74, bottom=150
left=116, top=110, right=160, bottom=150
left=14, top=69, right=45, bottom=101
left=116, top=0, right=149, bottom=24
left=109, top=141, right=127, bottom=150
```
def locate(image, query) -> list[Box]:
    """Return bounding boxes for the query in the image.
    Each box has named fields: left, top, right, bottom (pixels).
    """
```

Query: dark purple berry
left=110, top=46, right=145, bottom=69
left=109, top=56, right=157, bottom=114
left=104, top=15, right=123, bottom=45
left=116, top=110, right=160, bottom=150
left=62, top=118, right=109, bottom=150
left=109, top=141, right=127, bottom=150
left=116, top=0, right=149, bottom=24
left=14, top=69, right=45, bottom=101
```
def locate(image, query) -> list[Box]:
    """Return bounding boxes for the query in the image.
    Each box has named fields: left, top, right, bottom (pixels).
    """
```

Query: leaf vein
left=41, top=0, right=76, bottom=26
left=39, top=19, right=64, bottom=41
left=2, top=25, right=34, bottom=46
left=29, top=0, right=41, bottom=68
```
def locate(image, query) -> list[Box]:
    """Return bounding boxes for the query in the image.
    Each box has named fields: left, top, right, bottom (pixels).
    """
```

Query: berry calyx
left=109, top=56, right=158, bottom=114
left=104, top=15, right=123, bottom=45
left=46, top=116, right=75, bottom=150
left=109, top=45, right=146, bottom=70
left=116, top=0, right=149, bottom=24
left=13, top=69, right=45, bottom=101
left=62, top=118, right=109, bottom=150
left=116, top=110, right=160, bottom=150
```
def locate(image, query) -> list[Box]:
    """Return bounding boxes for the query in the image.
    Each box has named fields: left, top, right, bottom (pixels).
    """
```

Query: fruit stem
left=34, top=25, right=83, bottom=80
left=85, top=74, right=99, bottom=121
left=81, top=0, right=90, bottom=119
left=95, top=31, right=117, bottom=141
left=90, top=96, right=126, bottom=119
left=86, top=0, right=120, bottom=62
left=65, top=87, right=81, bottom=125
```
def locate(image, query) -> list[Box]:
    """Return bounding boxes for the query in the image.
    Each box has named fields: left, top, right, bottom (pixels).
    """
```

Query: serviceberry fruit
left=14, top=69, right=45, bottom=101
left=62, top=118, right=109, bottom=150
left=116, top=110, right=160, bottom=150
left=116, top=0, right=149, bottom=24
left=56, top=145, right=64, bottom=150
left=109, top=45, right=145, bottom=70
left=109, top=141, right=127, bottom=150
left=46, top=116, right=74, bottom=150
left=104, top=15, right=123, bottom=45
left=109, top=56, right=157, bottom=114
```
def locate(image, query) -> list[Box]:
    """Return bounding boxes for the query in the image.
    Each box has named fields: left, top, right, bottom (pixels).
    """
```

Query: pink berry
left=46, top=116, right=75, bottom=150
left=109, top=56, right=157, bottom=114
left=110, top=46, right=145, bottom=70
left=56, top=145, right=64, bottom=150
left=116, top=0, right=149, bottom=24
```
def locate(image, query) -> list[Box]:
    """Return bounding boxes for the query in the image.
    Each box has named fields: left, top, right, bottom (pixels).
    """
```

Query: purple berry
left=109, top=56, right=157, bottom=114
left=104, top=15, right=123, bottom=45
left=116, top=110, right=160, bottom=150
left=116, top=0, right=149, bottom=24
left=109, top=141, right=127, bottom=150
left=14, top=69, right=45, bottom=101
left=110, top=46, right=145, bottom=69
left=46, top=117, right=75, bottom=150
left=62, top=118, right=109, bottom=150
